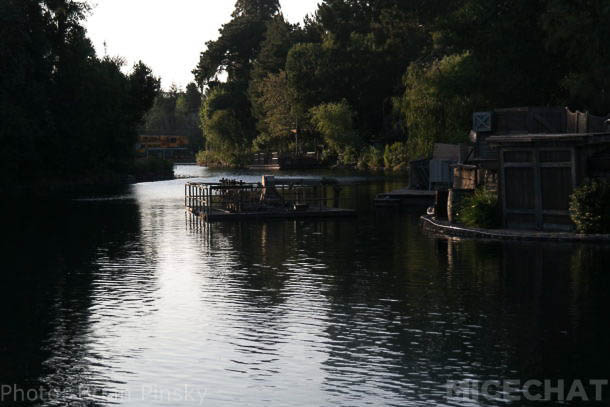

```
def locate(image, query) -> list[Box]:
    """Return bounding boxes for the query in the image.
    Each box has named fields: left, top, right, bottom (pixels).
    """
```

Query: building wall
left=499, top=146, right=576, bottom=231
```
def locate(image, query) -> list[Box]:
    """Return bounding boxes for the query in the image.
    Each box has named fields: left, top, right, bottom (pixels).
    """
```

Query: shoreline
left=420, top=215, right=610, bottom=243
left=1, top=172, right=174, bottom=199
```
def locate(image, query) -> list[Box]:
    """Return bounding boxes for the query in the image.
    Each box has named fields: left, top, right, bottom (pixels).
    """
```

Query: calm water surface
left=1, top=166, right=609, bottom=406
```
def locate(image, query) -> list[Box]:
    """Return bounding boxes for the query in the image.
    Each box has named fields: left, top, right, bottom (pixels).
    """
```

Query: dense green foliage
left=142, top=83, right=202, bottom=151
left=193, top=0, right=281, bottom=163
left=398, top=53, right=480, bottom=160
left=457, top=188, right=501, bottom=229
left=358, top=146, right=384, bottom=170
left=310, top=100, right=360, bottom=153
left=192, top=0, right=609, bottom=168
left=569, top=180, right=610, bottom=234
left=0, top=0, right=159, bottom=188
left=383, top=142, right=409, bottom=172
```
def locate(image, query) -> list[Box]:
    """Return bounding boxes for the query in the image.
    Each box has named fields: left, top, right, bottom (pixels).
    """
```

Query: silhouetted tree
left=0, top=0, right=159, bottom=187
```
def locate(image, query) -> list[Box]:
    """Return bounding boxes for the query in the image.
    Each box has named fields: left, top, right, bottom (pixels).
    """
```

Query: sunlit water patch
left=1, top=169, right=609, bottom=406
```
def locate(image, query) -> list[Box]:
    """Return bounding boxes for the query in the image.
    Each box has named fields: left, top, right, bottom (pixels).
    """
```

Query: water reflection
left=1, top=197, right=147, bottom=405
left=1, top=173, right=609, bottom=406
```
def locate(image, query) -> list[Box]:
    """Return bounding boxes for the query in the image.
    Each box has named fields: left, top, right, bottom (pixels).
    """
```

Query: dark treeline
left=194, top=0, right=609, bottom=169
left=141, top=83, right=203, bottom=152
left=0, top=0, right=159, bottom=189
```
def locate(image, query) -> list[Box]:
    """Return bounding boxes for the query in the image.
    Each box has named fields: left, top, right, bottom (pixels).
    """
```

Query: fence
left=185, top=178, right=341, bottom=218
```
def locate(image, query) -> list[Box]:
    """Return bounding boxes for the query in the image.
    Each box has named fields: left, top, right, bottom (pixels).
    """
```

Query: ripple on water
left=10, top=173, right=608, bottom=406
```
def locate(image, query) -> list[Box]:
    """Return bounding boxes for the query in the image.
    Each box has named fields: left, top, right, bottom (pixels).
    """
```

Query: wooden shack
left=408, top=143, right=468, bottom=190
left=488, top=132, right=610, bottom=231
left=452, top=107, right=610, bottom=231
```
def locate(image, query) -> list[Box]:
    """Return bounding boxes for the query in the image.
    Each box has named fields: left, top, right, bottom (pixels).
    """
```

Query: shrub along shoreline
left=435, top=180, right=610, bottom=235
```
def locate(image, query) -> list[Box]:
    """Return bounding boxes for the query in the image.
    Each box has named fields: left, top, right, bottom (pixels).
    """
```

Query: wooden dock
left=374, top=188, right=436, bottom=207
left=185, top=176, right=355, bottom=222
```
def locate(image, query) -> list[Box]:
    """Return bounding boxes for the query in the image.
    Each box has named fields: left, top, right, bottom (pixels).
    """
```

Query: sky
left=85, top=0, right=320, bottom=90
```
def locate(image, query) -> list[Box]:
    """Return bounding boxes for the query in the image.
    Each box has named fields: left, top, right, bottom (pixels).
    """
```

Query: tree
left=144, top=87, right=179, bottom=132
left=200, top=86, right=250, bottom=166
left=286, top=1, right=433, bottom=144
left=542, top=0, right=610, bottom=114
left=310, top=100, right=360, bottom=153
left=194, top=0, right=280, bottom=85
left=0, top=0, right=53, bottom=182
left=232, top=0, right=280, bottom=18
left=399, top=53, right=479, bottom=159
left=1, top=0, right=160, bottom=185
left=435, top=0, right=562, bottom=108
left=285, top=43, right=334, bottom=110
left=249, top=15, right=308, bottom=147
left=183, top=83, right=203, bottom=113
left=193, top=0, right=281, bottom=160
left=176, top=83, right=203, bottom=151
left=253, top=71, right=303, bottom=151
left=189, top=0, right=610, bottom=169
left=128, top=61, right=161, bottom=125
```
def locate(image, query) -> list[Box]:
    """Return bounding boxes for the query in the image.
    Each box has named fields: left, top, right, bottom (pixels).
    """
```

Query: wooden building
left=452, top=107, right=610, bottom=231
left=489, top=132, right=610, bottom=231
left=408, top=143, right=469, bottom=190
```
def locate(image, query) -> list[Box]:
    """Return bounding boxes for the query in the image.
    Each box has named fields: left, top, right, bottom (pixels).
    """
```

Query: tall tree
left=1, top=0, right=159, bottom=185
left=232, top=0, right=280, bottom=18
left=542, top=0, right=610, bottom=114
left=249, top=15, right=308, bottom=145
left=194, top=0, right=281, bottom=153
left=194, top=0, right=280, bottom=85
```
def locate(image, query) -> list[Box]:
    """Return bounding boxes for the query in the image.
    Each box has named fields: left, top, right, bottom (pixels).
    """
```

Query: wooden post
left=197, top=185, right=201, bottom=215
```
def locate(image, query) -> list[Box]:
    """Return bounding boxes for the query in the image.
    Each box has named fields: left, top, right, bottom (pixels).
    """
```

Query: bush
left=383, top=142, right=409, bottom=170
left=196, top=150, right=250, bottom=168
left=357, top=146, right=384, bottom=170
left=339, top=146, right=358, bottom=166
left=457, top=188, right=501, bottom=229
left=196, top=150, right=222, bottom=167
left=569, top=179, right=610, bottom=234
left=321, top=148, right=337, bottom=164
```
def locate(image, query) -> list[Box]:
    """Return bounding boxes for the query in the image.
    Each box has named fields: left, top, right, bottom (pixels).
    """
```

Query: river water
left=1, top=166, right=609, bottom=406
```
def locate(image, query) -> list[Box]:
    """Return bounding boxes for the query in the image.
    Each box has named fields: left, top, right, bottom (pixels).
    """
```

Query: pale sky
left=85, top=1, right=320, bottom=90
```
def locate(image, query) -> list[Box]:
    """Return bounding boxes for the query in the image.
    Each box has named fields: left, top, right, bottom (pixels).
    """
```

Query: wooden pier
left=186, top=176, right=356, bottom=222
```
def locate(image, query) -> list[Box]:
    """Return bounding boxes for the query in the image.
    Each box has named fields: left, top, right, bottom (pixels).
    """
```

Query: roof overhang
left=487, top=132, right=610, bottom=148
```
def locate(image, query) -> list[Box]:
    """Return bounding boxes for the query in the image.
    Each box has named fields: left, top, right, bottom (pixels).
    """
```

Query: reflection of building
left=135, top=132, right=192, bottom=160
